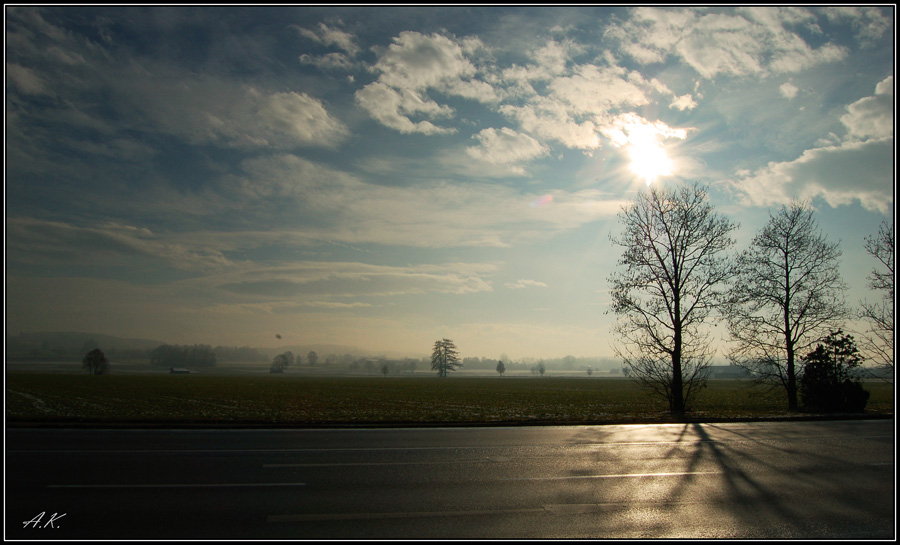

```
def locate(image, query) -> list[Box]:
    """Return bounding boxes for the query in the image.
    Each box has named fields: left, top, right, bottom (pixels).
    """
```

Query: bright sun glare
left=628, top=139, right=673, bottom=186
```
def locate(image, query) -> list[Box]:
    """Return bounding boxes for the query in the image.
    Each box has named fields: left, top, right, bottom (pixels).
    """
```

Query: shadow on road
left=559, top=422, right=893, bottom=538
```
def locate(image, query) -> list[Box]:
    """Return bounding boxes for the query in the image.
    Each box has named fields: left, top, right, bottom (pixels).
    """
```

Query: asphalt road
left=5, top=420, right=895, bottom=539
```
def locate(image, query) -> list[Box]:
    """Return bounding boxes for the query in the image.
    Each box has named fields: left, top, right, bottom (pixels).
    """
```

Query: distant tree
left=609, top=182, right=737, bottom=414
left=537, top=361, right=546, bottom=377
left=282, top=351, right=295, bottom=367
left=307, top=351, right=318, bottom=366
left=586, top=366, right=593, bottom=377
left=858, top=220, right=894, bottom=379
left=496, top=360, right=506, bottom=376
left=270, top=353, right=288, bottom=373
left=724, top=201, right=848, bottom=411
left=82, top=348, right=109, bottom=375
left=381, top=362, right=389, bottom=377
left=799, top=330, right=870, bottom=412
left=431, top=338, right=461, bottom=377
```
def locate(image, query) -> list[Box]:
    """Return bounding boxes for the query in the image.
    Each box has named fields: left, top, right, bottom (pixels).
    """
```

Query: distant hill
left=7, top=331, right=165, bottom=359
left=4, top=333, right=412, bottom=362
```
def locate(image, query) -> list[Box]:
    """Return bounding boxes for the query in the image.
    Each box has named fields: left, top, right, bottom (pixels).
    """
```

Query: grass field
left=6, top=372, right=894, bottom=426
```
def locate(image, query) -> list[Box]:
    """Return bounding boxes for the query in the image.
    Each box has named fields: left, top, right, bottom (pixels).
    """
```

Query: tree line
left=608, top=182, right=892, bottom=415
left=150, top=344, right=217, bottom=368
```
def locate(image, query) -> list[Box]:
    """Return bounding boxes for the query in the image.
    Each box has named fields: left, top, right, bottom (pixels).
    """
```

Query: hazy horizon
left=6, top=7, right=894, bottom=360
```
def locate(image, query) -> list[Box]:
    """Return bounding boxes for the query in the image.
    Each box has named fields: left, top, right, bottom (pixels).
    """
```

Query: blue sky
left=5, top=6, right=894, bottom=359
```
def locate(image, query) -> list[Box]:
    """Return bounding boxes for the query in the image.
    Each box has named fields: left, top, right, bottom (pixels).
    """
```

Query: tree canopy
left=431, top=339, right=461, bottom=377
left=82, top=348, right=110, bottom=375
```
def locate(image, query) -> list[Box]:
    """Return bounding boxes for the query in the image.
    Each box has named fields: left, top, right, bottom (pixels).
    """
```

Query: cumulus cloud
left=840, top=75, right=893, bottom=140
left=465, top=127, right=549, bottom=174
left=499, top=100, right=601, bottom=150
left=356, top=31, right=495, bottom=134
left=779, top=81, right=799, bottom=99
left=354, top=81, right=455, bottom=135
left=611, top=7, right=848, bottom=79
left=669, top=93, right=698, bottom=110
left=728, top=76, right=893, bottom=213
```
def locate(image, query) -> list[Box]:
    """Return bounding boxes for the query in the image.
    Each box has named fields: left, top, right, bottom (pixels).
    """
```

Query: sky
left=5, top=6, right=895, bottom=360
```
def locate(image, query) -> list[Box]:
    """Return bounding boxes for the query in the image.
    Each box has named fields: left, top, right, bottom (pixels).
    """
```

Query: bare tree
left=431, top=339, right=461, bottom=377
left=859, top=220, right=893, bottom=379
left=724, top=201, right=848, bottom=410
left=609, top=182, right=737, bottom=414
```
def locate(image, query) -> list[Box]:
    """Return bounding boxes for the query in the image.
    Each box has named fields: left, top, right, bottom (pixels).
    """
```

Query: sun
left=628, top=138, right=673, bottom=186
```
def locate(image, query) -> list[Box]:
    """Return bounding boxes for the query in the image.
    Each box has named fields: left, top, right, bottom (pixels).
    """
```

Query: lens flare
left=530, top=195, right=553, bottom=208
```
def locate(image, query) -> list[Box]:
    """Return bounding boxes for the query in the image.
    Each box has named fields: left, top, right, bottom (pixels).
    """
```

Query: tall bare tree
left=859, top=220, right=894, bottom=378
left=724, top=201, right=848, bottom=410
left=609, top=182, right=737, bottom=415
left=431, top=338, right=461, bottom=377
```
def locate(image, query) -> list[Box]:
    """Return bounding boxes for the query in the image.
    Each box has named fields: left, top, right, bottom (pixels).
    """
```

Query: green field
left=6, top=372, right=894, bottom=426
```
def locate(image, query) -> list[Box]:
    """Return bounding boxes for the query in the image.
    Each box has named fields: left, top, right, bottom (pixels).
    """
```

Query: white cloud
left=822, top=7, right=892, bottom=47
left=598, top=113, right=689, bottom=148
left=5, top=218, right=235, bottom=271
left=779, top=81, right=799, bottom=99
left=728, top=78, right=893, bottom=213
left=215, top=261, right=498, bottom=299
left=612, top=7, right=848, bottom=79
left=729, top=139, right=892, bottom=213
left=355, top=81, right=455, bottom=135
left=110, top=68, right=351, bottom=150
left=294, top=22, right=361, bottom=56
left=840, top=76, right=893, bottom=140
left=499, top=100, right=600, bottom=150
left=465, top=127, right=549, bottom=173
left=356, top=31, right=496, bottom=134
left=506, top=279, right=549, bottom=289
left=548, top=64, right=652, bottom=112
left=6, top=63, right=50, bottom=95
left=234, top=154, right=624, bottom=248
left=299, top=51, right=359, bottom=70
left=669, top=93, right=698, bottom=110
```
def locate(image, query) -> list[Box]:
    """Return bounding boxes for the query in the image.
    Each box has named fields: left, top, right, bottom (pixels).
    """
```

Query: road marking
left=48, top=482, right=307, bottom=489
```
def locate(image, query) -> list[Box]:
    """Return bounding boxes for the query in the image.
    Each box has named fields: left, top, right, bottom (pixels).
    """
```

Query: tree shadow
left=556, top=422, right=893, bottom=538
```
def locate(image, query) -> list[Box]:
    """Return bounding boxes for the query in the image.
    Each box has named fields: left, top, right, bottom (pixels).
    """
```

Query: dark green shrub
left=799, top=330, right=870, bottom=412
